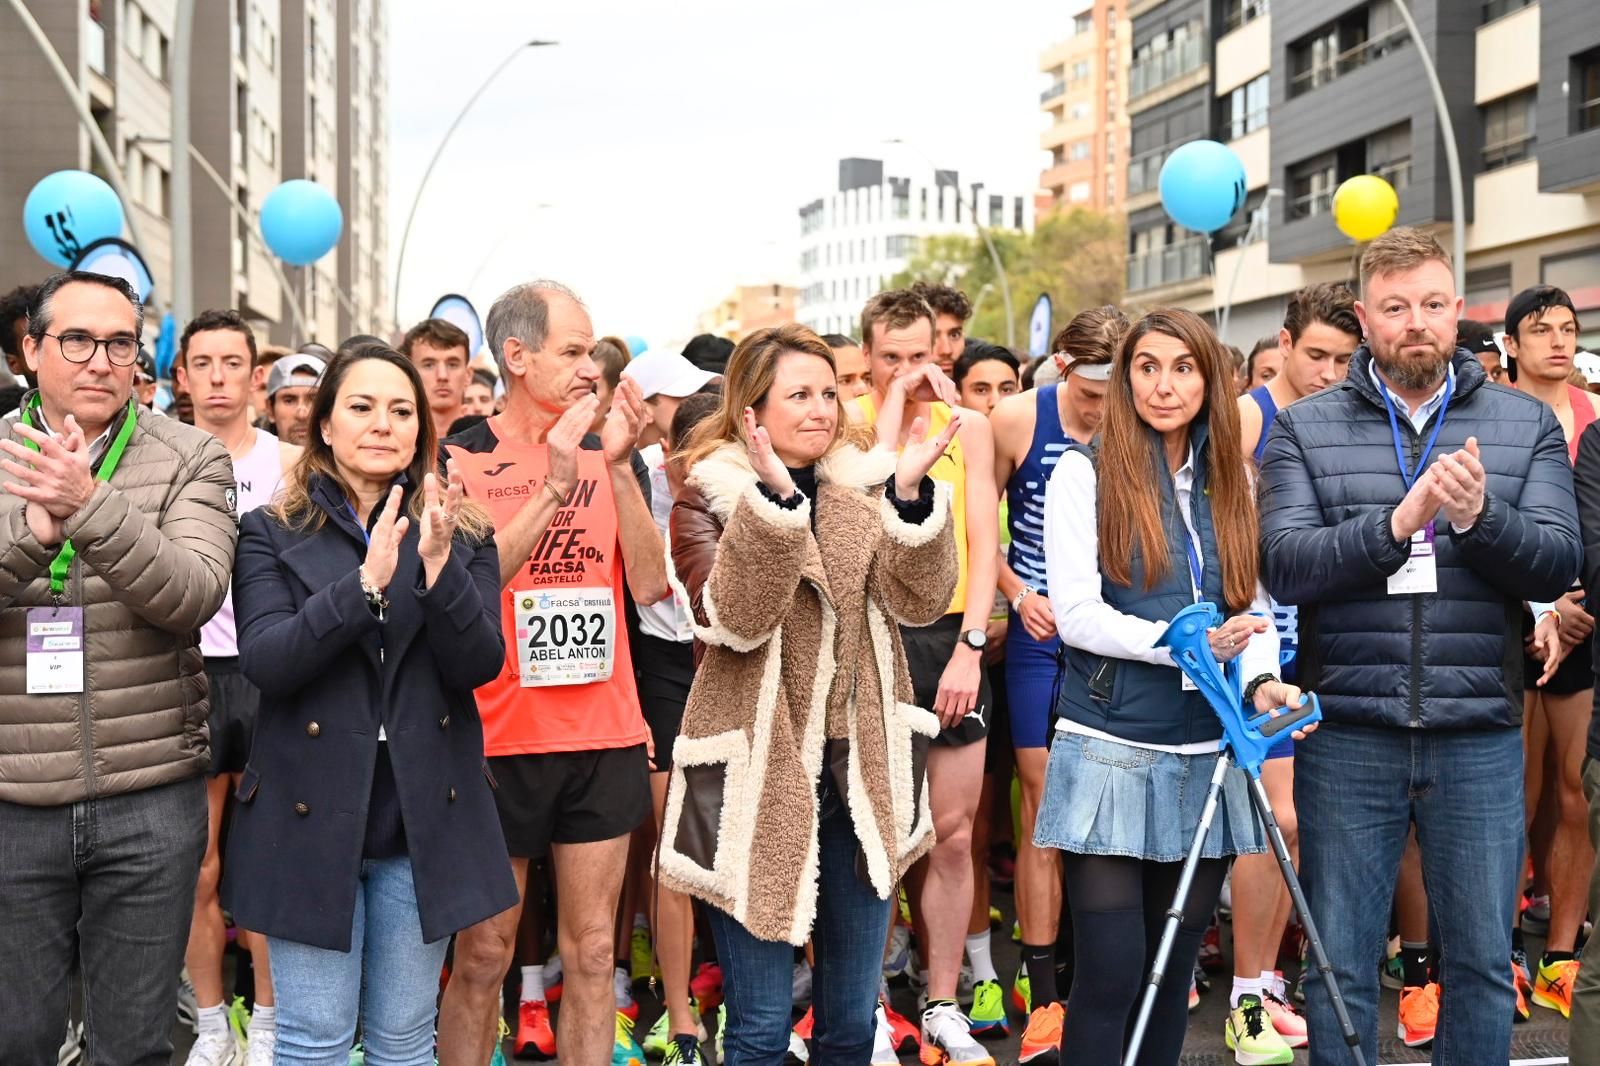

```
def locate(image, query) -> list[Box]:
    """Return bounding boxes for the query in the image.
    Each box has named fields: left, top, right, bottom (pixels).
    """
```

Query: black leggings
left=1059, top=852, right=1230, bottom=1066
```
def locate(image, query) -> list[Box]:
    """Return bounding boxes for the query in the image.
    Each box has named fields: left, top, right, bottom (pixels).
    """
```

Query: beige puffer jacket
left=0, top=398, right=236, bottom=806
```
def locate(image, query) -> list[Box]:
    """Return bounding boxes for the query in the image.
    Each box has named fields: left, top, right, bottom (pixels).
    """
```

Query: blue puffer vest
left=1056, top=423, right=1228, bottom=746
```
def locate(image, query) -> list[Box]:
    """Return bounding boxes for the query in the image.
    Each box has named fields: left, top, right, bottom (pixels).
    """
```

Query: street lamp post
left=391, top=39, right=558, bottom=321
left=885, top=138, right=1016, bottom=349
left=1392, top=0, right=1466, bottom=295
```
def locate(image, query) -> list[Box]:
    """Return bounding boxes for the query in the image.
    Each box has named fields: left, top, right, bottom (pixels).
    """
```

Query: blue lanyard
left=1380, top=369, right=1453, bottom=490
left=347, top=502, right=371, bottom=545
left=1183, top=533, right=1204, bottom=603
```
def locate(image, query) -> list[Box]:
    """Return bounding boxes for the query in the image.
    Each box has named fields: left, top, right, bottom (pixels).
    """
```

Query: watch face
left=963, top=629, right=986, bottom=650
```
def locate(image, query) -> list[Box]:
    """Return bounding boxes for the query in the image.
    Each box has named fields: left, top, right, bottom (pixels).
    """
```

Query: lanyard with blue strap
left=1380, top=368, right=1454, bottom=490
left=18, top=395, right=138, bottom=604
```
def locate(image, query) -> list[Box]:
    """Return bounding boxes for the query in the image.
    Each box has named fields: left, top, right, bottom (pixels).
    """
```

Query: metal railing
left=1580, top=95, right=1600, bottom=133
left=1126, top=237, right=1210, bottom=292
left=1481, top=0, right=1534, bottom=24
left=1222, top=0, right=1270, bottom=34
left=1482, top=132, right=1534, bottom=170
left=1289, top=24, right=1408, bottom=98
left=1127, top=143, right=1181, bottom=196
left=1288, top=186, right=1334, bottom=219
left=1221, top=107, right=1270, bottom=142
left=1130, top=36, right=1203, bottom=99
left=1041, top=80, right=1066, bottom=104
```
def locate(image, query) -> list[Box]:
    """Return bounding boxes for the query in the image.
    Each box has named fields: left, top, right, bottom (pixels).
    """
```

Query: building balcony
left=1041, top=80, right=1066, bottom=104
left=1288, top=25, right=1408, bottom=99
left=85, top=16, right=106, bottom=74
left=1127, top=237, right=1211, bottom=295
left=1474, top=1, right=1539, bottom=104
left=1130, top=36, right=1203, bottom=100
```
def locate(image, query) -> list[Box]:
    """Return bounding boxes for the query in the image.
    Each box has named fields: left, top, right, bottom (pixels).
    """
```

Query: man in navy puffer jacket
left=1258, top=227, right=1580, bottom=1066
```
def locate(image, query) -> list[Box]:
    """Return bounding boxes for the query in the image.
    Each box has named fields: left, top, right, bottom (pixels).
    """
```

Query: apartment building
left=0, top=0, right=392, bottom=348
left=1039, top=0, right=1131, bottom=213
left=796, top=157, right=1036, bottom=339
left=1122, top=0, right=1600, bottom=350
left=697, top=284, right=801, bottom=341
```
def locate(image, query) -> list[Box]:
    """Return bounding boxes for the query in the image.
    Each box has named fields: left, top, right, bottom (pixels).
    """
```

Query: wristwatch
left=960, top=628, right=988, bottom=653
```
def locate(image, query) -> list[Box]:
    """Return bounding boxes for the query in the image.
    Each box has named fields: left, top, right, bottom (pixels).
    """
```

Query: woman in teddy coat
left=664, top=323, right=960, bottom=1065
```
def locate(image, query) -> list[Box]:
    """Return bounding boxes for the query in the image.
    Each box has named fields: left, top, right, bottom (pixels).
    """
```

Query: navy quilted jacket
left=1259, top=348, right=1580, bottom=731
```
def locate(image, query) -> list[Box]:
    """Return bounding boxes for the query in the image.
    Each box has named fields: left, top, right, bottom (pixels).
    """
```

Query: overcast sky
left=386, top=0, right=1080, bottom=347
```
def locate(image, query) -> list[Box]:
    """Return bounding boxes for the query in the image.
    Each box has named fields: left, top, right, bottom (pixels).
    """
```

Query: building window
left=1464, top=265, right=1512, bottom=310
left=1288, top=151, right=1339, bottom=219
left=989, top=194, right=1004, bottom=227
left=1073, top=11, right=1093, bottom=35
left=1481, top=90, right=1536, bottom=170
left=1130, top=21, right=1203, bottom=98
left=1222, top=0, right=1270, bottom=33
left=1368, top=122, right=1412, bottom=188
left=1070, top=140, right=1091, bottom=162
left=1482, top=0, right=1534, bottom=23
left=1218, top=73, right=1270, bottom=141
left=1071, top=102, right=1090, bottom=121
left=1069, top=181, right=1091, bottom=203
left=1071, top=60, right=1090, bottom=82
left=1289, top=2, right=1408, bottom=99
left=1577, top=47, right=1600, bottom=133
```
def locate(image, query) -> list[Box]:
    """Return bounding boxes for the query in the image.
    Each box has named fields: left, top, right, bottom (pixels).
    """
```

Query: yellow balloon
left=1333, top=175, right=1400, bottom=242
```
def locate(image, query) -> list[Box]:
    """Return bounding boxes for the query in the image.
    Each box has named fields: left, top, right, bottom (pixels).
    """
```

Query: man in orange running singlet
left=436, top=281, right=668, bottom=1066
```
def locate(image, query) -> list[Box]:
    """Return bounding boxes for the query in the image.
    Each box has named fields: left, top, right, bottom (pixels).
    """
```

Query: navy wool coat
left=221, top=474, right=517, bottom=951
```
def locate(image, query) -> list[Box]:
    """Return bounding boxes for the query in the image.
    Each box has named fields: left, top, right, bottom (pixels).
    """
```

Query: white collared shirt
left=1368, top=361, right=1454, bottom=433
left=30, top=403, right=115, bottom=465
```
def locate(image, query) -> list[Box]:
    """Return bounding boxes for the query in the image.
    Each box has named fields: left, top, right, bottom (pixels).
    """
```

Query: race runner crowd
left=2, top=225, right=1599, bottom=1066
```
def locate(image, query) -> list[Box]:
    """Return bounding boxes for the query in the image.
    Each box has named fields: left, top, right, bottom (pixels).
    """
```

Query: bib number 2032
left=515, top=587, right=617, bottom=688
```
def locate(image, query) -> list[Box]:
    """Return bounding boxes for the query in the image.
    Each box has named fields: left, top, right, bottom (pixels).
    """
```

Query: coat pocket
left=667, top=729, right=749, bottom=878
left=235, top=764, right=261, bottom=804
left=890, top=702, right=941, bottom=859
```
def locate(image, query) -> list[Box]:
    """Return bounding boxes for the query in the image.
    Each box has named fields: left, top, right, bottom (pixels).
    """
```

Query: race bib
left=514, top=587, right=616, bottom=687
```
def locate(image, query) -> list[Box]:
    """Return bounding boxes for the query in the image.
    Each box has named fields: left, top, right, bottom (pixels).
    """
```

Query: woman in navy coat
left=223, top=344, right=517, bottom=1065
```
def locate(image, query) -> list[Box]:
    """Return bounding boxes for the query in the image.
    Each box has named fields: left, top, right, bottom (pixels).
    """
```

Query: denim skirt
left=1033, top=732, right=1265, bottom=862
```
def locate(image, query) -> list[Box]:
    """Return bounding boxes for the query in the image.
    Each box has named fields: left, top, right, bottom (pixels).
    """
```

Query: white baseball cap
left=623, top=349, right=717, bottom=400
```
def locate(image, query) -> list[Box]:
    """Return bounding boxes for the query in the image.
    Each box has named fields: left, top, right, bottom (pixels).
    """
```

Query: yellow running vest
left=852, top=393, right=968, bottom=615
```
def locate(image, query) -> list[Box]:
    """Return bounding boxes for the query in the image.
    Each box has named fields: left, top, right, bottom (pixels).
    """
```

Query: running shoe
left=227, top=997, right=251, bottom=1046
left=514, top=999, right=557, bottom=1060
left=792, top=960, right=813, bottom=1005
left=1396, top=982, right=1439, bottom=1048
left=490, top=1016, right=509, bottom=1066
left=544, top=955, right=564, bottom=1004
left=988, top=906, right=1003, bottom=929
left=882, top=997, right=921, bottom=1054
left=1193, top=961, right=1213, bottom=994
left=1188, top=972, right=1200, bottom=1013
left=632, top=925, right=659, bottom=983
left=1510, top=953, right=1531, bottom=1025
left=1224, top=995, right=1293, bottom=1066
left=348, top=1043, right=365, bottom=1066
left=884, top=923, right=914, bottom=982
left=183, top=1027, right=242, bottom=1066
left=616, top=967, right=640, bottom=1021
left=1011, top=969, right=1032, bottom=1016
left=1011, top=920, right=1022, bottom=944
left=1522, top=893, right=1552, bottom=936
left=243, top=1025, right=275, bottom=1066
left=57, top=1021, right=85, bottom=1066
left=714, top=1005, right=726, bottom=1064
left=968, top=979, right=1008, bottom=1038
left=662, top=1034, right=702, bottom=1066
left=689, top=962, right=723, bottom=1012
left=1260, top=989, right=1307, bottom=1049
left=919, top=1001, right=995, bottom=1065
left=1017, top=1003, right=1063, bottom=1065
left=176, top=970, right=200, bottom=1034
left=1199, top=920, right=1224, bottom=972
left=871, top=1004, right=900, bottom=1065
left=784, top=1027, right=810, bottom=1065
left=1533, top=957, right=1579, bottom=1018
left=1380, top=951, right=1405, bottom=990
left=792, top=1005, right=814, bottom=1042
left=957, top=962, right=975, bottom=1003
left=614, top=1012, right=646, bottom=1066
left=644, top=1002, right=706, bottom=1059
left=1218, top=874, right=1232, bottom=920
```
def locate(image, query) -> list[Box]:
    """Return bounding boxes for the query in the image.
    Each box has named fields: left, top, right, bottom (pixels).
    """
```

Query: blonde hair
left=1359, top=227, right=1451, bottom=297
left=680, top=323, right=873, bottom=473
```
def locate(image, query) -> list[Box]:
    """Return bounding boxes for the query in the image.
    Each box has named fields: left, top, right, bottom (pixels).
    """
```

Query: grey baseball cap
left=266, top=353, right=326, bottom=398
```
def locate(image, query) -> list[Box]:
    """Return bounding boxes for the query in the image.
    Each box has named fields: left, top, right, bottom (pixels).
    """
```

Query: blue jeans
left=1296, top=723, right=1522, bottom=1066
left=268, top=857, right=450, bottom=1066
left=707, top=775, right=892, bottom=1066
left=0, top=776, right=206, bottom=1066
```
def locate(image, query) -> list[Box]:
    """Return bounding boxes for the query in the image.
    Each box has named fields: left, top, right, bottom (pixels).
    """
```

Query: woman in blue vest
left=1035, top=307, right=1312, bottom=1066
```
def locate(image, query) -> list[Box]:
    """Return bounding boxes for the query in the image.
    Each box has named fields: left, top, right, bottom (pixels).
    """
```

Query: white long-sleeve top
left=1043, top=447, right=1280, bottom=752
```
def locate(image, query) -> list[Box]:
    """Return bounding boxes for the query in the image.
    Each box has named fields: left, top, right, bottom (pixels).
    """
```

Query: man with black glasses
left=0, top=271, right=238, bottom=1066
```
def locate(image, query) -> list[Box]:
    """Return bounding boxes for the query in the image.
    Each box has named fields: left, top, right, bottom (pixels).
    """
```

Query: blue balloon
left=23, top=170, right=126, bottom=267
left=260, top=180, right=343, bottom=265
left=624, top=335, right=648, bottom=357
left=1158, top=140, right=1247, bottom=234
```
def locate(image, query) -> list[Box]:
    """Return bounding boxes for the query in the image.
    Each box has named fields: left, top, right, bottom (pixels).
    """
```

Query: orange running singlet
left=448, top=419, right=647, bottom=756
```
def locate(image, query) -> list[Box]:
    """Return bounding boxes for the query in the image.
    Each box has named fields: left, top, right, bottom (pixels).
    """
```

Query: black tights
left=1059, top=852, right=1230, bottom=1066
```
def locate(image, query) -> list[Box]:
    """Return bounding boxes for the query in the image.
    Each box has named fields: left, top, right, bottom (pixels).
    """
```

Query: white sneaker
left=176, top=970, right=200, bottom=1034
left=56, top=1021, right=85, bottom=1066
left=871, top=1005, right=898, bottom=1066
left=920, top=1001, right=993, bottom=1065
left=243, top=1026, right=276, bottom=1066
left=614, top=965, right=636, bottom=1013
left=786, top=1028, right=810, bottom=1062
left=184, top=1028, right=242, bottom=1066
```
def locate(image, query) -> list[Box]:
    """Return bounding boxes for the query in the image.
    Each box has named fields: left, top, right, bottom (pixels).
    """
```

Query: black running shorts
left=487, top=744, right=651, bottom=859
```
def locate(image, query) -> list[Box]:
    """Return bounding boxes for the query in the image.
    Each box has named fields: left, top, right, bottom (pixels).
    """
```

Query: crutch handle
left=1254, top=694, right=1320, bottom=738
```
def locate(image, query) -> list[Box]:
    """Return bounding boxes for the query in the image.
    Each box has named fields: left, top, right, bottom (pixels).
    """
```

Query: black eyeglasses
left=42, top=331, right=141, bottom=366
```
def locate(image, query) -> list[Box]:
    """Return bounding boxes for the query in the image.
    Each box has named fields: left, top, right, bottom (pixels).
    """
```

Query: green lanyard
left=19, top=396, right=138, bottom=601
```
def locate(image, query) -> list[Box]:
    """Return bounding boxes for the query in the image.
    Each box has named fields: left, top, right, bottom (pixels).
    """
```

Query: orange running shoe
left=882, top=998, right=921, bottom=1054
left=513, top=999, right=557, bottom=1060
left=1533, top=957, right=1579, bottom=1019
left=1396, top=982, right=1439, bottom=1048
left=1512, top=953, right=1533, bottom=1023
left=1017, top=1002, right=1063, bottom=1065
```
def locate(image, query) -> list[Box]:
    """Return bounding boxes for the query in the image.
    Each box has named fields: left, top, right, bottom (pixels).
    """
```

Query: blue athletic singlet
left=1006, top=385, right=1075, bottom=748
left=1247, top=385, right=1297, bottom=759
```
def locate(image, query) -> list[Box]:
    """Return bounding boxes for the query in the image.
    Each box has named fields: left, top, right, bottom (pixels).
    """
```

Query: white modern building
left=796, top=157, right=1036, bottom=339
